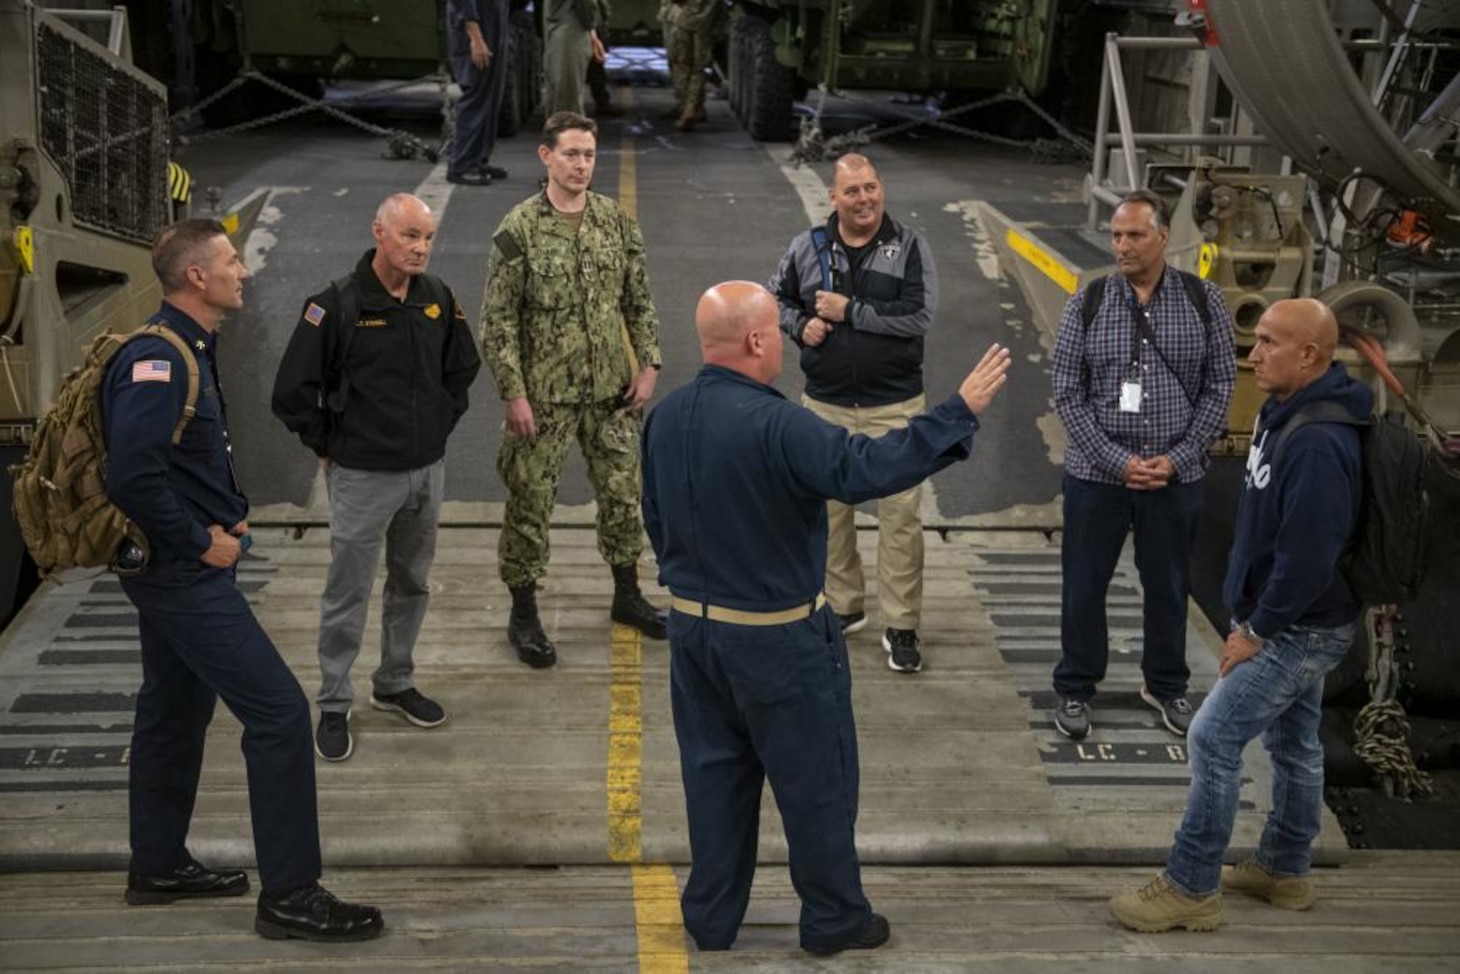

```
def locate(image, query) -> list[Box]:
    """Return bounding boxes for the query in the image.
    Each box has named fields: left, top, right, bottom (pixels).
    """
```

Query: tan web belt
left=669, top=593, right=827, bottom=627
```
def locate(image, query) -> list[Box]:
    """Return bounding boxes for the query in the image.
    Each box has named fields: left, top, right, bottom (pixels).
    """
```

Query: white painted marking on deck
left=944, top=200, right=1003, bottom=282
left=241, top=186, right=306, bottom=275
left=765, top=145, right=832, bottom=225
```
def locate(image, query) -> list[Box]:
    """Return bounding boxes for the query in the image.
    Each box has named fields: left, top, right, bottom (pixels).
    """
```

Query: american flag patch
left=304, top=302, right=326, bottom=327
left=131, top=360, right=172, bottom=383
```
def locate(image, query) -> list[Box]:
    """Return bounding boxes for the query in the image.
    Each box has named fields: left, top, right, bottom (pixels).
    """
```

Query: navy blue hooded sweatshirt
left=1223, top=362, right=1373, bottom=637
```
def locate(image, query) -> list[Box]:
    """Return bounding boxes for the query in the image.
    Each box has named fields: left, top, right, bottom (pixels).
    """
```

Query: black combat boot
left=508, top=585, right=557, bottom=668
left=610, top=563, right=667, bottom=640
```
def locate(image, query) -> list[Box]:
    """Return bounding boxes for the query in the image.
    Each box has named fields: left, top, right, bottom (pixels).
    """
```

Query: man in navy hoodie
left=1110, top=297, right=1371, bottom=932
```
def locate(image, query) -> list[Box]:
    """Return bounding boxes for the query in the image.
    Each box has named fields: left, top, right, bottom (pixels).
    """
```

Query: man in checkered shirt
left=1050, top=189, right=1236, bottom=742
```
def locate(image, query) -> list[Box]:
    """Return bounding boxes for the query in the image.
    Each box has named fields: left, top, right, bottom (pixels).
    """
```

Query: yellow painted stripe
left=607, top=93, right=688, bottom=970
left=633, top=864, right=690, bottom=974
left=607, top=622, right=644, bottom=863
left=1004, top=226, right=1079, bottom=295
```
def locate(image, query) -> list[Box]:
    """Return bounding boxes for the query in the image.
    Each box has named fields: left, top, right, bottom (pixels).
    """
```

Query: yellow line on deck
left=1004, top=225, right=1079, bottom=294
left=607, top=623, right=645, bottom=863
left=608, top=91, right=687, bottom=972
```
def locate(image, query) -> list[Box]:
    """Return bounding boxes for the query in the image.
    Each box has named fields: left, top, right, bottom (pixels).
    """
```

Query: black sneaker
left=882, top=628, right=923, bottom=673
left=483, top=165, right=509, bottom=180
left=838, top=610, right=868, bottom=635
left=1141, top=685, right=1194, bottom=737
left=803, top=912, right=891, bottom=956
left=370, top=688, right=446, bottom=728
left=446, top=169, right=489, bottom=186
left=255, top=883, right=384, bottom=942
left=1054, top=697, right=1091, bottom=740
left=314, top=711, right=352, bottom=761
left=126, top=856, right=249, bottom=905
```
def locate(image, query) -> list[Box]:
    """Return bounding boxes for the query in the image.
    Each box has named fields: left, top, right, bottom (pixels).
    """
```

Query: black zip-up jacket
left=272, top=250, right=482, bottom=471
left=768, top=213, right=938, bottom=408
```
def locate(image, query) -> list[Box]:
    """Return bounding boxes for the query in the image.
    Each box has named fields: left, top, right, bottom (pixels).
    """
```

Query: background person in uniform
left=586, top=0, right=623, bottom=117
left=481, top=111, right=665, bottom=668
left=1050, top=189, right=1236, bottom=741
left=544, top=0, right=605, bottom=116
left=272, top=194, right=481, bottom=761
left=1110, top=298, right=1369, bottom=932
left=106, top=219, right=382, bottom=941
left=659, top=0, right=719, bottom=131
left=642, top=281, right=1011, bottom=955
left=769, top=153, right=939, bottom=674
left=446, top=0, right=511, bottom=186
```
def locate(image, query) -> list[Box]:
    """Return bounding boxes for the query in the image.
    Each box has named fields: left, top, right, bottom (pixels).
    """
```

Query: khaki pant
left=804, top=394, right=926, bottom=630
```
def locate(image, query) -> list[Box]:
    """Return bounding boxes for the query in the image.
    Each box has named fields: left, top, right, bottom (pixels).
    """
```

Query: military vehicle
left=115, top=1, right=544, bottom=137
left=0, top=0, right=264, bottom=622
left=724, top=0, right=1062, bottom=141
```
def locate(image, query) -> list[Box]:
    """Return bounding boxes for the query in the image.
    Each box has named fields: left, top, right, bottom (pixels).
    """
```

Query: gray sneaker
left=1054, top=697, right=1091, bottom=740
left=1141, top=685, right=1194, bottom=736
left=838, top=610, right=868, bottom=635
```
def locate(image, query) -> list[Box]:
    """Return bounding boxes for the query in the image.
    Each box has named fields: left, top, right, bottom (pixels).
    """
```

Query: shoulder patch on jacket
left=304, top=302, right=326, bottom=327
left=493, top=231, right=524, bottom=263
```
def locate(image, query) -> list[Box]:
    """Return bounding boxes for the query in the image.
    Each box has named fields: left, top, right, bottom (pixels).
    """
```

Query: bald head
left=1250, top=298, right=1341, bottom=399
left=833, top=152, right=879, bottom=183
left=696, top=281, right=784, bottom=383
left=375, top=192, right=432, bottom=228
left=372, top=192, right=436, bottom=281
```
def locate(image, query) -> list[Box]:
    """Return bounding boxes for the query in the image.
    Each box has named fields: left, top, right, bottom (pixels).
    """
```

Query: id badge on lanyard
left=1120, top=367, right=1142, bottom=414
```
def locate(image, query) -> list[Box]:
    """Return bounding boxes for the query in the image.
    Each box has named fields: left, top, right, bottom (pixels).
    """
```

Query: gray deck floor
left=0, top=526, right=1340, bottom=870
left=3, top=854, right=1456, bottom=971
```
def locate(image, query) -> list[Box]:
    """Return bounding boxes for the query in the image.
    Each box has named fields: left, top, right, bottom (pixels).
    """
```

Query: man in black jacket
left=769, top=153, right=939, bottom=673
left=272, top=193, right=481, bottom=761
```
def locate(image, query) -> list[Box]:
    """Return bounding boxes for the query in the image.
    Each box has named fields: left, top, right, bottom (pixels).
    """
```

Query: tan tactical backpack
left=9, top=324, right=199, bottom=577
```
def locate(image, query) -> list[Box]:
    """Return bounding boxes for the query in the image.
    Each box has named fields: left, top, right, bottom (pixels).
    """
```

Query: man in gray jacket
left=768, top=154, right=939, bottom=674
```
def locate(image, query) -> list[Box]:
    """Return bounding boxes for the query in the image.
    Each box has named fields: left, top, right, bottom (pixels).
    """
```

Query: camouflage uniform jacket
left=482, top=190, right=662, bottom=404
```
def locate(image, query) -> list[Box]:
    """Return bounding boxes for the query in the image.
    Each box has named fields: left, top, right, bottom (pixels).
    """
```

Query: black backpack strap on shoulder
left=1079, top=275, right=1108, bottom=330
left=1272, top=402, right=1367, bottom=467
left=330, top=273, right=359, bottom=373
left=1175, top=270, right=1213, bottom=332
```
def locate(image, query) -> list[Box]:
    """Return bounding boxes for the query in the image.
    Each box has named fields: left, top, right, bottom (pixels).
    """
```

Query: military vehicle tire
left=741, top=15, right=795, bottom=141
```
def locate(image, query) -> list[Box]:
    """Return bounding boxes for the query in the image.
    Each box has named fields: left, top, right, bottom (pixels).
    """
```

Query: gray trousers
left=317, top=461, right=445, bottom=713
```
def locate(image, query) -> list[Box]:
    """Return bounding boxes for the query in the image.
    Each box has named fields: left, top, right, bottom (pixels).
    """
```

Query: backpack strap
left=134, top=324, right=201, bottom=446
left=1175, top=269, right=1213, bottom=332
left=1271, top=401, right=1367, bottom=467
left=1079, top=275, right=1108, bottom=330
left=808, top=225, right=834, bottom=291
left=330, top=273, right=360, bottom=380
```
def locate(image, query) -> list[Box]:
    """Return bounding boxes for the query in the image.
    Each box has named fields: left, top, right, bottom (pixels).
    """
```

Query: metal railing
left=1088, top=33, right=1269, bottom=227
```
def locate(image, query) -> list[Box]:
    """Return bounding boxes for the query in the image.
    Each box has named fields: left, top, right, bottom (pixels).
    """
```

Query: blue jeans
left=1165, top=621, right=1356, bottom=897
left=1055, top=474, right=1204, bottom=702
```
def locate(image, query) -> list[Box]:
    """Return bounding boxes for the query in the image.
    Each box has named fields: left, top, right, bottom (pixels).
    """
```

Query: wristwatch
left=1237, top=620, right=1264, bottom=646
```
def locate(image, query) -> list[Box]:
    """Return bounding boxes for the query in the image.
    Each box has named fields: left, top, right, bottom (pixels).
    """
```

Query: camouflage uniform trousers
left=497, top=399, right=644, bottom=587
left=666, top=23, right=713, bottom=121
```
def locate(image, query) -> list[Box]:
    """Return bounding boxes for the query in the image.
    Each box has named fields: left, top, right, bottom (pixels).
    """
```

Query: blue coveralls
left=447, top=0, right=509, bottom=180
left=641, top=364, right=980, bottom=951
left=103, top=302, right=321, bottom=893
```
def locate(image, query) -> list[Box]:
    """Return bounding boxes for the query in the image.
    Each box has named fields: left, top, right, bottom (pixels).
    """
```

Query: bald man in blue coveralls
left=103, top=219, right=381, bottom=941
left=641, top=281, right=1011, bottom=955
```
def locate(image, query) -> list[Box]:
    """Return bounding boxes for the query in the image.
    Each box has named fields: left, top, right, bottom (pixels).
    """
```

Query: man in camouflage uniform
left=660, top=0, right=719, bottom=131
left=480, top=111, right=666, bottom=667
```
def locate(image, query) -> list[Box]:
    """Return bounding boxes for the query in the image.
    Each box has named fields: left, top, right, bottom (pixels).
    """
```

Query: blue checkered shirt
left=1052, top=270, right=1236, bottom=485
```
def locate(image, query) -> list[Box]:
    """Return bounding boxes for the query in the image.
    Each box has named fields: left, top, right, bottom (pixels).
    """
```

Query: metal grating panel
left=35, top=22, right=169, bottom=245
